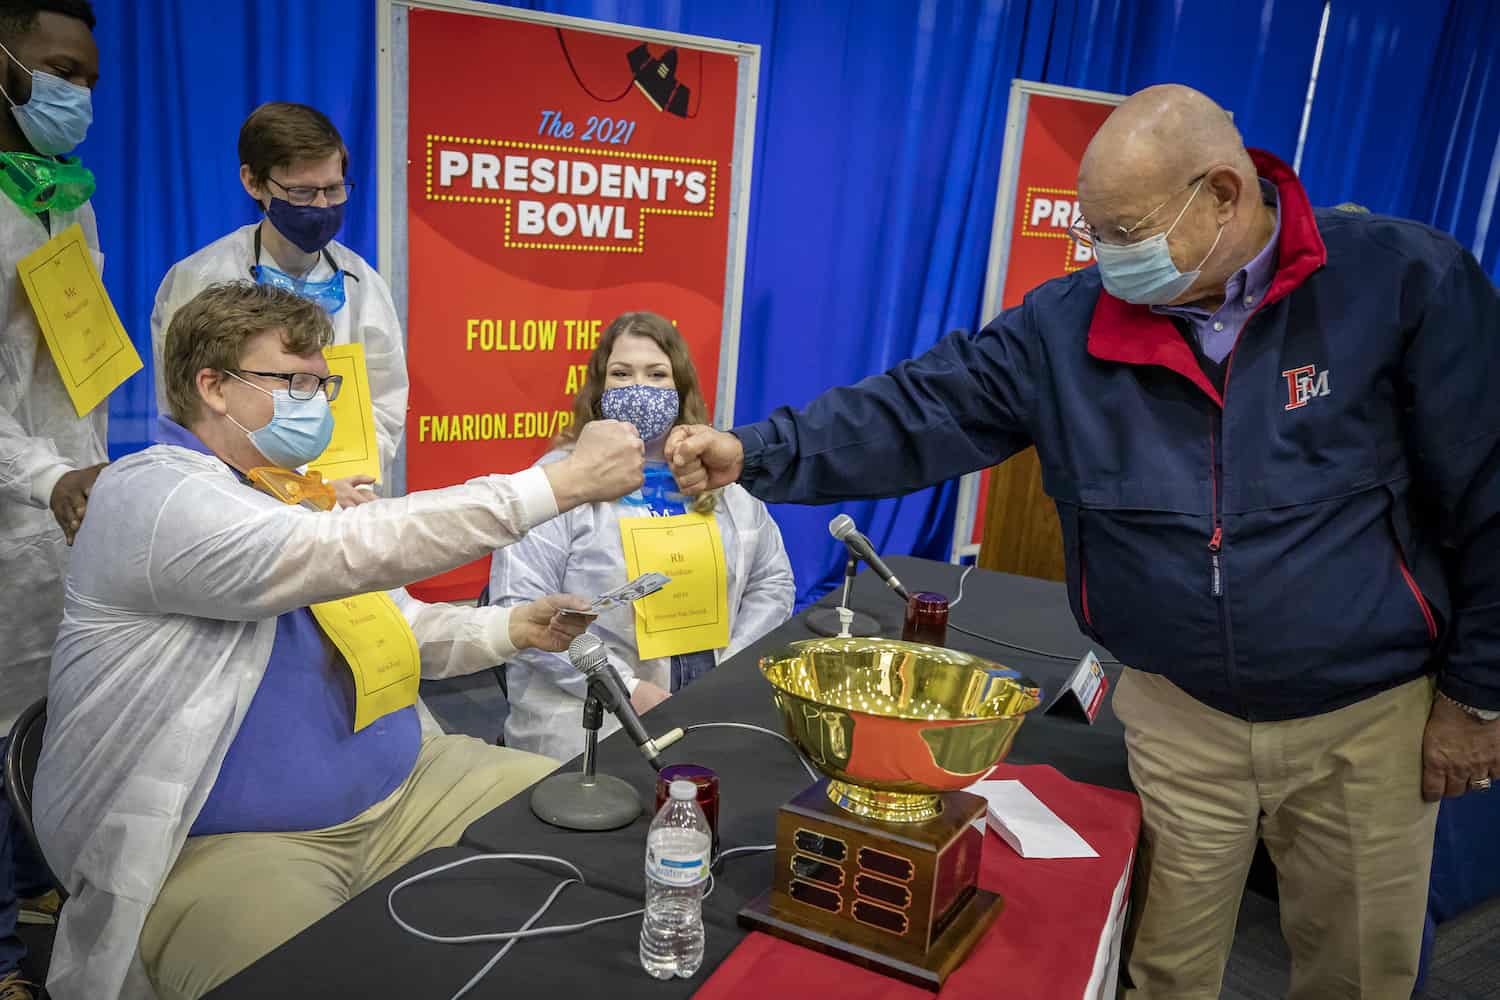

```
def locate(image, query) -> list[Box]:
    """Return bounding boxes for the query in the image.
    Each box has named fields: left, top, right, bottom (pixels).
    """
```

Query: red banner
left=405, top=9, right=742, bottom=600
left=997, top=94, right=1114, bottom=310
left=968, top=90, right=1119, bottom=548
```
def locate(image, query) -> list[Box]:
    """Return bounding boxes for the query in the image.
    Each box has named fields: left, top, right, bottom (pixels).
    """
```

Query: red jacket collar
left=1085, top=149, right=1328, bottom=407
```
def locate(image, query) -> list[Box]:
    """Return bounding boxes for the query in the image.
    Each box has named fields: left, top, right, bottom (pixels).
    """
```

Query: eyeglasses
left=228, top=369, right=343, bottom=402
left=266, top=175, right=354, bottom=207
left=1068, top=173, right=1208, bottom=249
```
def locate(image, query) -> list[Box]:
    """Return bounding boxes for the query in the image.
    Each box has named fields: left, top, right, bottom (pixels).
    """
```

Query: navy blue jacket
left=736, top=151, right=1500, bottom=722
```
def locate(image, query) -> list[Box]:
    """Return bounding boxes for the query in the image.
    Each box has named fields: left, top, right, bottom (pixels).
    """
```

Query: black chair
left=3, top=697, right=65, bottom=901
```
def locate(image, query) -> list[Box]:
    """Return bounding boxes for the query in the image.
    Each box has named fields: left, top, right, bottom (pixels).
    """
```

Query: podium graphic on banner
left=378, top=1, right=759, bottom=601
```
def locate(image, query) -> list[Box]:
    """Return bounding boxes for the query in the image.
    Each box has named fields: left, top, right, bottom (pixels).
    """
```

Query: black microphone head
left=567, top=633, right=607, bottom=677
left=829, top=514, right=856, bottom=541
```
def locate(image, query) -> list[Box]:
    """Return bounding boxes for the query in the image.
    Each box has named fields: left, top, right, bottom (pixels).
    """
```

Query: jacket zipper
left=1208, top=427, right=1222, bottom=598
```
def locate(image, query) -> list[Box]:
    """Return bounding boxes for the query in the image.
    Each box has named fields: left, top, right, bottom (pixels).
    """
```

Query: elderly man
left=668, top=85, right=1500, bottom=998
left=33, top=282, right=646, bottom=1000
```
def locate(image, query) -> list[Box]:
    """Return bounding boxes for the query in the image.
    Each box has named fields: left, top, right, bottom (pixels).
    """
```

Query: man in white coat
left=33, top=282, right=647, bottom=1000
left=150, top=101, right=408, bottom=505
left=0, top=1, right=103, bottom=995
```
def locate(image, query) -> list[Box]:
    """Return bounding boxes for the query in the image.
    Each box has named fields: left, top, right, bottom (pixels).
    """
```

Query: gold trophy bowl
left=740, top=637, right=1043, bottom=987
left=761, top=637, right=1042, bottom=822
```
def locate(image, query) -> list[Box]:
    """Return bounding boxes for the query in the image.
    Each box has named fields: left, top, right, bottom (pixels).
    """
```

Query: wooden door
left=977, top=447, right=1064, bottom=581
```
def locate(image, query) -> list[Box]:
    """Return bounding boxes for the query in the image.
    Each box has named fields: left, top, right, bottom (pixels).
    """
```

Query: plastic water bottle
left=639, top=779, right=711, bottom=979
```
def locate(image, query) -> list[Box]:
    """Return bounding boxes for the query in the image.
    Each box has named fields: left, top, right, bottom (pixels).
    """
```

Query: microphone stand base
left=805, top=607, right=882, bottom=638
left=530, top=771, right=642, bottom=831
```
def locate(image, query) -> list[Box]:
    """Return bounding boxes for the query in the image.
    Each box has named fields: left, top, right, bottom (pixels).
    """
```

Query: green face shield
left=0, top=152, right=95, bottom=214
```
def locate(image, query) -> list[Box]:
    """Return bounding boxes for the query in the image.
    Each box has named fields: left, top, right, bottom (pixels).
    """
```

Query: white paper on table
left=965, top=779, right=1099, bottom=859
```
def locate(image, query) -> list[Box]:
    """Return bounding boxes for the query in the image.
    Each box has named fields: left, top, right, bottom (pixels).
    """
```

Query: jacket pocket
left=1383, top=483, right=1442, bottom=643
left=1387, top=517, right=1438, bottom=642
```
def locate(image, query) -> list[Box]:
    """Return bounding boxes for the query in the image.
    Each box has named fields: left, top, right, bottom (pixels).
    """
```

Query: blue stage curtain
left=85, top=0, right=1493, bottom=608
left=1295, top=0, right=1500, bottom=281
left=85, top=0, right=378, bottom=455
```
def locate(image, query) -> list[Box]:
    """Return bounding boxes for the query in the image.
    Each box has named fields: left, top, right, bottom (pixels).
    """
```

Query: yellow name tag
left=18, top=223, right=141, bottom=418
left=308, top=342, right=381, bottom=483
left=310, top=591, right=421, bottom=731
left=619, top=512, right=730, bottom=660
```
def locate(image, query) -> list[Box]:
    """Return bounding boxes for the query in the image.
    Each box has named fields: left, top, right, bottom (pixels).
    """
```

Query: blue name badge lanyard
left=621, top=461, right=689, bottom=517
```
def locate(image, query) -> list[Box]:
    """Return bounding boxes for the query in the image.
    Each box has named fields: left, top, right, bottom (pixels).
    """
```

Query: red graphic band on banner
left=405, top=10, right=741, bottom=600
left=970, top=93, right=1118, bottom=548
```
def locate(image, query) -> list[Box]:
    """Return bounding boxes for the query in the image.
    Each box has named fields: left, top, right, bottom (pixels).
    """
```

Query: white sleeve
left=0, top=270, right=72, bottom=507
left=388, top=587, right=516, bottom=681
left=487, top=509, right=600, bottom=699
left=0, top=403, right=74, bottom=509
left=725, top=496, right=797, bottom=658
left=149, top=263, right=189, bottom=416
left=359, top=271, right=409, bottom=473
left=143, top=465, right=558, bottom=620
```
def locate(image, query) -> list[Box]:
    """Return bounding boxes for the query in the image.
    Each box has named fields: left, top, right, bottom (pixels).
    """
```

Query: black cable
left=556, top=29, right=635, bottom=103
left=948, top=620, right=1122, bottom=666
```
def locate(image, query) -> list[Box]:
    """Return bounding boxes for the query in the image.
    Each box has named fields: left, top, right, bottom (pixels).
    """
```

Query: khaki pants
left=1113, top=669, right=1438, bottom=1000
left=139, top=735, right=557, bottom=1000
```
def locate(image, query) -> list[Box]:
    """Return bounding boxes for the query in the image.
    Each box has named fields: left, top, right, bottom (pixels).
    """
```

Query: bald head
left=1079, top=85, right=1251, bottom=228
left=1076, top=85, right=1276, bottom=309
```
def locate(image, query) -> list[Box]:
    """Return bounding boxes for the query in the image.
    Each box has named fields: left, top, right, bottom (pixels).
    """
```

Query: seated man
left=31, top=282, right=645, bottom=1000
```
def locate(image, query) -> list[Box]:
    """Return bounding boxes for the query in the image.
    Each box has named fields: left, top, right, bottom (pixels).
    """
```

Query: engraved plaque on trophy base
left=738, top=780, right=1003, bottom=989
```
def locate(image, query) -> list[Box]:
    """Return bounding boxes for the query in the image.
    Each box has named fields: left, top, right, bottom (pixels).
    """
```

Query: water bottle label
left=646, top=843, right=709, bottom=886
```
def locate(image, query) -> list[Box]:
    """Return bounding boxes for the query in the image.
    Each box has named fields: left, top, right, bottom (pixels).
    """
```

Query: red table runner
left=697, top=764, right=1141, bottom=999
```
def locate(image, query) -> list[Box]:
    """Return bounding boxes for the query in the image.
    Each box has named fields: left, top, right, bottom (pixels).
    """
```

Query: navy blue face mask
left=266, top=196, right=345, bottom=254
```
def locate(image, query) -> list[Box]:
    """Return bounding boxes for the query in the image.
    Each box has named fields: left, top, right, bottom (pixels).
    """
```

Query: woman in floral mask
left=491, top=311, right=795, bottom=761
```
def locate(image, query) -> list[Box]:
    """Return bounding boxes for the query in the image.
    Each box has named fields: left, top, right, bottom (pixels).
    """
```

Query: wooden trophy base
left=740, top=885, right=1003, bottom=990
left=738, top=780, right=1005, bottom=990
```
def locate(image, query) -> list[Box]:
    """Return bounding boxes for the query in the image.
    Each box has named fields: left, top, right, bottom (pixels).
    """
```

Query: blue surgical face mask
left=251, top=223, right=349, bottom=314
left=1092, top=178, right=1226, bottom=306
left=0, top=41, right=92, bottom=155
left=225, top=371, right=335, bottom=470
left=600, top=383, right=680, bottom=442
left=253, top=262, right=348, bottom=315
left=267, top=196, right=345, bottom=254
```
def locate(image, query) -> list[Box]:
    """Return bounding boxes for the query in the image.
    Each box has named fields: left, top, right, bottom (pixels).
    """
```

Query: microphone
left=829, top=515, right=910, bottom=600
left=568, top=634, right=681, bottom=768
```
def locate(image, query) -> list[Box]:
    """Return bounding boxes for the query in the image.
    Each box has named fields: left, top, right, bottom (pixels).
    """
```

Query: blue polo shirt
left=155, top=418, right=421, bottom=836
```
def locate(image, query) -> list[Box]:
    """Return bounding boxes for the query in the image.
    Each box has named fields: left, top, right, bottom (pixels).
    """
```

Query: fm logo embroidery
left=1282, top=364, right=1331, bottom=410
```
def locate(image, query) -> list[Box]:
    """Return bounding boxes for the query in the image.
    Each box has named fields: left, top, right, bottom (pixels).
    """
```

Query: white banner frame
left=949, top=79, right=1125, bottom=562
left=376, top=0, right=760, bottom=497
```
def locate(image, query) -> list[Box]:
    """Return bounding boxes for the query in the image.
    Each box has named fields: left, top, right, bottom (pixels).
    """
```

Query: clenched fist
left=545, top=419, right=646, bottom=510
left=665, top=425, right=744, bottom=495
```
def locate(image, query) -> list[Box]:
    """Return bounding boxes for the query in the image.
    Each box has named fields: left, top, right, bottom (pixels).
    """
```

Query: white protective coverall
left=33, top=443, right=560, bottom=1000
left=492, top=450, right=796, bottom=761
left=0, top=197, right=106, bottom=731
left=149, top=224, right=409, bottom=482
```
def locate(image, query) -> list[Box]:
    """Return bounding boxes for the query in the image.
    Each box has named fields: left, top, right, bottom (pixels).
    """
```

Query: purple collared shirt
left=1154, top=180, right=1280, bottom=364
left=151, top=417, right=421, bottom=836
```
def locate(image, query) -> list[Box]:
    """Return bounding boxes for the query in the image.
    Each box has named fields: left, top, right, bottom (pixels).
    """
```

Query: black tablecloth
left=210, top=558, right=1125, bottom=999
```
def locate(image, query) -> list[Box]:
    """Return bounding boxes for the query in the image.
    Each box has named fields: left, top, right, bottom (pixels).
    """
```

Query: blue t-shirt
left=155, top=418, right=421, bottom=836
